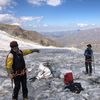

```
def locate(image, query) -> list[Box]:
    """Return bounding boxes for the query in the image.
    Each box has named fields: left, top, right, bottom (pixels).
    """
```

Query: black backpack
left=64, top=82, right=84, bottom=94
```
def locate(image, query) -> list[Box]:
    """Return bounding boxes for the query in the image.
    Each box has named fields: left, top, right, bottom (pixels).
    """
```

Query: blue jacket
left=84, top=48, right=93, bottom=60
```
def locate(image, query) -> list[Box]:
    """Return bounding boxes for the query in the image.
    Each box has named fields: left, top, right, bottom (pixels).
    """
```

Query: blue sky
left=0, top=0, right=100, bottom=32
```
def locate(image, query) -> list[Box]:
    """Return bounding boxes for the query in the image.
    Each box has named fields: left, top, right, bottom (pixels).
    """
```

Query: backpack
left=64, top=70, right=73, bottom=85
left=64, top=82, right=84, bottom=94
left=84, top=48, right=93, bottom=59
left=6, top=50, right=25, bottom=73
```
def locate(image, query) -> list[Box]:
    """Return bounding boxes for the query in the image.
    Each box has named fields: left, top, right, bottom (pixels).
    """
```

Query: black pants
left=12, top=74, right=28, bottom=99
left=85, top=61, right=92, bottom=74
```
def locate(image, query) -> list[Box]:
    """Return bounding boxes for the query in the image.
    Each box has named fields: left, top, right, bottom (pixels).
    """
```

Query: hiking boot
left=23, top=98, right=28, bottom=100
left=84, top=72, right=88, bottom=75
left=12, top=97, right=17, bottom=100
left=89, top=73, right=92, bottom=76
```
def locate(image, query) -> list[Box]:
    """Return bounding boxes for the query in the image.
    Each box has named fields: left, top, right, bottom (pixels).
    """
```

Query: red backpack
left=64, top=70, right=73, bottom=85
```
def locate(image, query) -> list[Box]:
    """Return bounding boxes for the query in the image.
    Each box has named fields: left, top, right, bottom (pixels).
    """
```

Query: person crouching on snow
left=29, top=62, right=52, bottom=81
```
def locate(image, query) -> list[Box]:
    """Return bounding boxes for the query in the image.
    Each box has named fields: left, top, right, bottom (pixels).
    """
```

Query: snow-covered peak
left=0, top=30, right=57, bottom=50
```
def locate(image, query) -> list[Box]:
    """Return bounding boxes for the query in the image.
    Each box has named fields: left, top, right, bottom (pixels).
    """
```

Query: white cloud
left=0, top=0, right=11, bottom=7
left=27, top=0, right=63, bottom=6
left=0, top=14, right=43, bottom=23
left=43, top=24, right=48, bottom=27
left=0, top=0, right=16, bottom=10
left=47, top=0, right=62, bottom=6
left=91, top=24, right=95, bottom=26
left=75, top=23, right=98, bottom=30
left=20, top=16, right=43, bottom=22
left=28, top=0, right=46, bottom=6
left=0, top=14, right=44, bottom=30
left=0, top=14, right=17, bottom=23
left=77, top=23, right=88, bottom=27
left=20, top=16, right=36, bottom=21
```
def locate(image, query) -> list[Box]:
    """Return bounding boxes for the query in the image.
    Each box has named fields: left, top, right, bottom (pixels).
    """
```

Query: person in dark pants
left=84, top=44, right=93, bottom=76
left=6, top=41, right=40, bottom=100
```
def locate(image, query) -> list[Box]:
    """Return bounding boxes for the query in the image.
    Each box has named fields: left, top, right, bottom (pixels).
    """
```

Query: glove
left=29, top=77, right=37, bottom=82
left=33, top=49, right=40, bottom=53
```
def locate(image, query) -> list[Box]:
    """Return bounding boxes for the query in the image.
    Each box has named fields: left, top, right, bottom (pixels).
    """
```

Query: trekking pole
left=93, top=56, right=95, bottom=74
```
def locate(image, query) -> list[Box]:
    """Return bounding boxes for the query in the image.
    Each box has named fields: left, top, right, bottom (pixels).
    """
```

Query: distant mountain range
left=0, top=24, right=60, bottom=47
left=42, top=28, right=100, bottom=52
left=1, top=24, right=100, bottom=52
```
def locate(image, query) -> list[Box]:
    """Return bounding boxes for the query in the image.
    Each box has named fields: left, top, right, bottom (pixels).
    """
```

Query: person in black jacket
left=84, top=44, right=93, bottom=76
left=6, top=41, right=40, bottom=100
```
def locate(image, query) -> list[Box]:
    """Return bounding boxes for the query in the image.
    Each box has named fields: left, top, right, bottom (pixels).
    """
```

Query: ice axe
left=11, top=79, right=13, bottom=89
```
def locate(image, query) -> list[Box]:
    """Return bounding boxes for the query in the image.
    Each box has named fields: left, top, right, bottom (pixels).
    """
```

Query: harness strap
left=85, top=60, right=92, bottom=62
left=12, top=68, right=26, bottom=77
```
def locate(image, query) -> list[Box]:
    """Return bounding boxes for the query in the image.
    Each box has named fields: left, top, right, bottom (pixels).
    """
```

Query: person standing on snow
left=6, top=41, right=40, bottom=100
left=84, top=44, right=93, bottom=76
